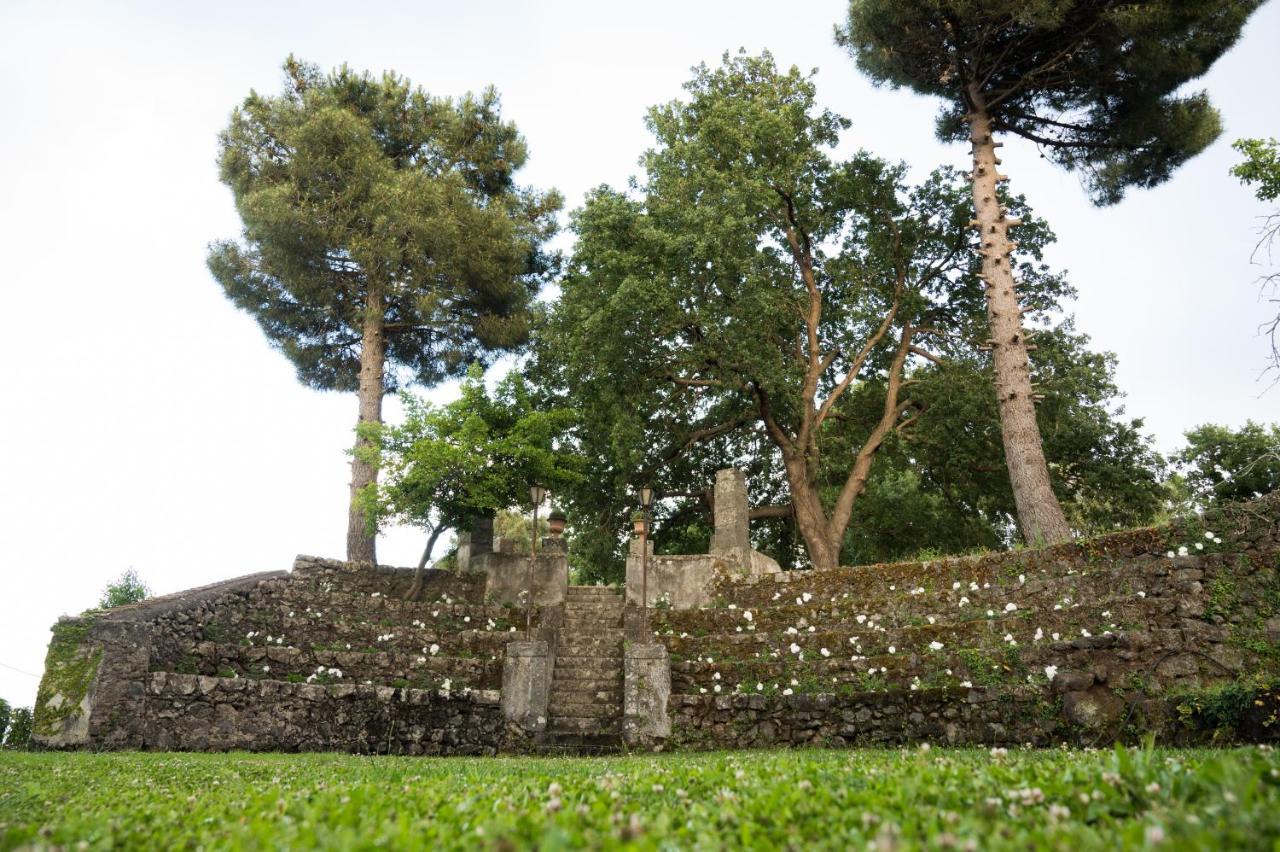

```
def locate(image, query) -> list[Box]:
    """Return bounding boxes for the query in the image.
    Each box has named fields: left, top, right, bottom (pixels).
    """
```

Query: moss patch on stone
left=33, top=616, right=103, bottom=739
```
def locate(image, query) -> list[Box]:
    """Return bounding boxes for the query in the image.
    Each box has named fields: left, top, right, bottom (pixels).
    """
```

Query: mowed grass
left=2, top=745, right=1278, bottom=850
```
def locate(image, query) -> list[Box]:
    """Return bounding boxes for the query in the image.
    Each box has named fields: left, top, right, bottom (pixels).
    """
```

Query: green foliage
left=3, top=708, right=31, bottom=749
left=3, top=748, right=1280, bottom=847
left=1232, top=138, right=1280, bottom=203
left=207, top=57, right=562, bottom=393
left=361, top=365, right=582, bottom=536
left=838, top=0, right=1263, bottom=205
left=1176, top=678, right=1276, bottom=735
left=1173, top=421, right=1280, bottom=506
left=97, top=568, right=150, bottom=609
left=0, top=699, right=9, bottom=744
left=534, top=51, right=1102, bottom=570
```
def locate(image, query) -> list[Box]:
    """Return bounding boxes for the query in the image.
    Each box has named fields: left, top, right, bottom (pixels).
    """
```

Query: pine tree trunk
left=782, top=454, right=840, bottom=572
left=346, top=283, right=385, bottom=564
left=967, top=101, right=1072, bottom=546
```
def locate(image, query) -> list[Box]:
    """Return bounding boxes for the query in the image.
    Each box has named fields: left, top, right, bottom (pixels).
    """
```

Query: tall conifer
left=209, top=58, right=560, bottom=562
left=838, top=0, right=1264, bottom=543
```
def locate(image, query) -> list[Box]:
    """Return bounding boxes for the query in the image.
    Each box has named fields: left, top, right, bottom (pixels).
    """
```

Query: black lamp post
left=526, top=484, right=547, bottom=640
left=640, top=485, right=654, bottom=635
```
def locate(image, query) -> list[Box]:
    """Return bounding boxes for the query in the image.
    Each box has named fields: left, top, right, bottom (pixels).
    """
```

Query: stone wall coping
left=625, top=643, right=669, bottom=661
left=505, top=640, right=549, bottom=658
left=69, top=570, right=289, bottom=625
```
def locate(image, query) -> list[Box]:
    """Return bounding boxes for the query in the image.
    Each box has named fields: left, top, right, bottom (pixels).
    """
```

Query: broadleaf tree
left=535, top=53, right=1075, bottom=572
left=837, top=0, right=1265, bottom=544
left=360, top=365, right=582, bottom=598
left=1231, top=137, right=1280, bottom=376
left=208, top=57, right=561, bottom=563
left=1172, top=420, right=1280, bottom=507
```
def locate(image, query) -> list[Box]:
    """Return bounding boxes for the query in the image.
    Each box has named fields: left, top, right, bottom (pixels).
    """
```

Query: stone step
left=566, top=586, right=622, bottom=597
left=562, top=616, right=623, bottom=629
left=546, top=716, right=622, bottom=735
left=549, top=690, right=622, bottom=707
left=547, top=700, right=619, bottom=719
left=558, top=639, right=622, bottom=652
left=550, top=674, right=620, bottom=690
left=554, top=661, right=622, bottom=679
left=564, top=600, right=623, bottom=611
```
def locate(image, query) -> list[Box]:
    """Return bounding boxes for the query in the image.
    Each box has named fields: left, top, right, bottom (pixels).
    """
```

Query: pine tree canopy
left=837, top=0, right=1265, bottom=204
left=208, top=57, right=562, bottom=392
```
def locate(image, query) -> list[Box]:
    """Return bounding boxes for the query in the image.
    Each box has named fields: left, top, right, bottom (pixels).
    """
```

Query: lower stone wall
left=144, top=673, right=531, bottom=755
left=669, top=685, right=1280, bottom=749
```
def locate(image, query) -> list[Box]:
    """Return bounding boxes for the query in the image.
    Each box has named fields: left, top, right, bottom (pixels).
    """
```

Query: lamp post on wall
left=640, top=485, right=654, bottom=636
left=526, top=484, right=547, bottom=640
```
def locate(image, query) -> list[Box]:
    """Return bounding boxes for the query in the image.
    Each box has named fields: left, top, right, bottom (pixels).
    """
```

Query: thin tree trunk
left=346, top=282, right=385, bottom=564
left=967, top=98, right=1072, bottom=546
left=405, top=525, right=446, bottom=602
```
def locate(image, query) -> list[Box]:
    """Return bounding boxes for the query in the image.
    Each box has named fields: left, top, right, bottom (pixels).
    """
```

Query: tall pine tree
left=838, top=0, right=1264, bottom=544
left=209, top=58, right=560, bottom=563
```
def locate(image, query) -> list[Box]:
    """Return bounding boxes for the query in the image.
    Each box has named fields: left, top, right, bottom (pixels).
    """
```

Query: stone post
left=623, top=643, right=671, bottom=746
left=710, top=468, right=750, bottom=556
left=500, top=640, right=551, bottom=732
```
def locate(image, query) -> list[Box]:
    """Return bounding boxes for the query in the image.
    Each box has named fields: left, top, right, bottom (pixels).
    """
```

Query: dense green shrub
left=4, top=707, right=32, bottom=749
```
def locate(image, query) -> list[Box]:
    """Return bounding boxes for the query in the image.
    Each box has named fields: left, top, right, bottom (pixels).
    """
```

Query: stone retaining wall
left=145, top=673, right=529, bottom=755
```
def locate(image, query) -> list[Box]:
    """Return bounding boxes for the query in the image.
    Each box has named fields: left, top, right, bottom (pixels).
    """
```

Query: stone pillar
left=500, top=640, right=551, bottom=732
left=710, top=468, right=750, bottom=555
left=623, top=643, right=671, bottom=746
left=470, top=515, right=494, bottom=557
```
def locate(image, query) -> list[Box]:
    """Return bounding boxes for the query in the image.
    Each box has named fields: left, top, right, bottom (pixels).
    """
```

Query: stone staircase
left=544, top=586, right=625, bottom=751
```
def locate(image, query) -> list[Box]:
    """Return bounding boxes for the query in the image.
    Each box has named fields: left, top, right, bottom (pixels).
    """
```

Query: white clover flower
left=889, top=585, right=896, bottom=591
left=429, top=643, right=440, bottom=655
left=1138, top=591, right=1146, bottom=598
left=888, top=645, right=896, bottom=654
left=1044, top=665, right=1058, bottom=680
left=262, top=665, right=270, bottom=673
left=1018, top=574, right=1025, bottom=584
left=952, top=581, right=961, bottom=590
left=961, top=680, right=973, bottom=688
left=820, top=648, right=830, bottom=658
left=959, top=597, right=969, bottom=607
left=756, top=682, right=764, bottom=692
left=713, top=684, right=722, bottom=693
left=856, top=614, right=867, bottom=624
left=1051, top=632, right=1060, bottom=641
left=1195, top=542, right=1204, bottom=551
left=987, top=610, right=995, bottom=617
left=1005, top=603, right=1017, bottom=613
left=795, top=597, right=804, bottom=606
left=929, top=641, right=944, bottom=651
left=789, top=643, right=801, bottom=654
left=1081, top=629, right=1092, bottom=638
left=1004, top=633, right=1015, bottom=644
left=782, top=688, right=794, bottom=696
left=927, top=616, right=936, bottom=624
left=1177, top=546, right=1189, bottom=556
left=743, top=611, right=753, bottom=621
left=1204, top=531, right=1215, bottom=540
left=712, top=671, right=721, bottom=680
left=802, top=592, right=813, bottom=602
left=969, top=582, right=979, bottom=592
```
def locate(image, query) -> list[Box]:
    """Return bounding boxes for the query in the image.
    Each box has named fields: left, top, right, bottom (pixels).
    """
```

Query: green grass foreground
left=1, top=745, right=1278, bottom=850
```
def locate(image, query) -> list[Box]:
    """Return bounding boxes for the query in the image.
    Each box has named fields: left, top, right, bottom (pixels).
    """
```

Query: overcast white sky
left=1, top=1, right=1276, bottom=707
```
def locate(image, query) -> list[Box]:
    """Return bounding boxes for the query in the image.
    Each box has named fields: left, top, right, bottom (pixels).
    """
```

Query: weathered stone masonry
left=32, top=487, right=1279, bottom=753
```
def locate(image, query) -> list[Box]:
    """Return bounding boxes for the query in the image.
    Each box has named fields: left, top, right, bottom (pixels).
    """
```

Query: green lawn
left=2, top=745, right=1277, bottom=850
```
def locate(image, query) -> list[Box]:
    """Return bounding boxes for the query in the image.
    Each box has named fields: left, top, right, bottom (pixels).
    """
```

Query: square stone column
left=500, top=641, right=551, bottom=732
left=623, top=643, right=671, bottom=746
left=710, top=468, right=750, bottom=556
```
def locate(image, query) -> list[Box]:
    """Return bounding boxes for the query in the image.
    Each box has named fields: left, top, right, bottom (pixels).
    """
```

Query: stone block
left=500, top=640, right=550, bottom=732
left=623, top=643, right=671, bottom=746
